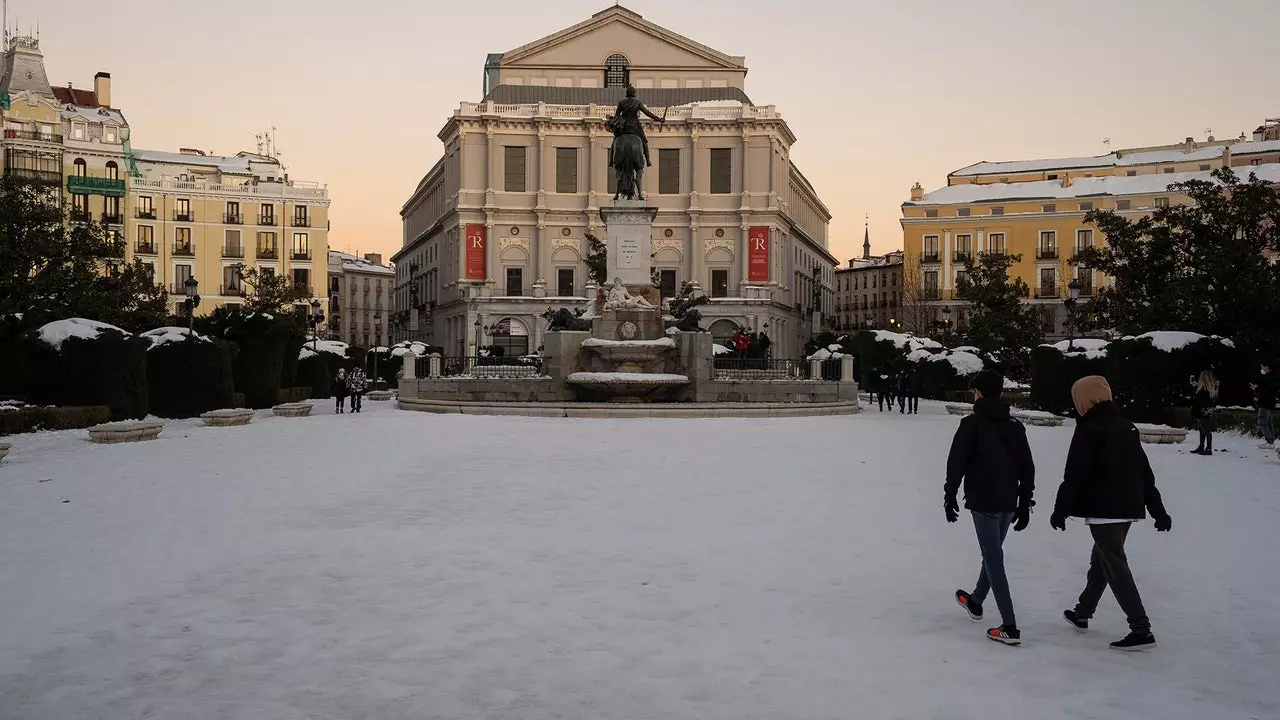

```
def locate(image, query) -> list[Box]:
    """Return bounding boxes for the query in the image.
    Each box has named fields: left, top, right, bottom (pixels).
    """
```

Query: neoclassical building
left=394, top=5, right=835, bottom=359
left=327, top=251, right=394, bottom=348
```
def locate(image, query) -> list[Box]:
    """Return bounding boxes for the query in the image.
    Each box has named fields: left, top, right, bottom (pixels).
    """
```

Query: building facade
left=901, top=129, right=1280, bottom=337
left=0, top=33, right=331, bottom=318
left=834, top=227, right=903, bottom=333
left=394, top=6, right=835, bottom=360
left=327, top=251, right=394, bottom=348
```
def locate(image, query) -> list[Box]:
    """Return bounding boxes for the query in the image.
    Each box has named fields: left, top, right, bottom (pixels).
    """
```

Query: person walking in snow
left=1190, top=368, right=1219, bottom=456
left=906, top=367, right=922, bottom=415
left=332, top=368, right=349, bottom=414
left=897, top=370, right=910, bottom=414
left=1250, top=361, right=1276, bottom=449
left=880, top=367, right=896, bottom=411
left=945, top=369, right=1036, bottom=646
left=1051, top=375, right=1172, bottom=652
left=346, top=367, right=369, bottom=413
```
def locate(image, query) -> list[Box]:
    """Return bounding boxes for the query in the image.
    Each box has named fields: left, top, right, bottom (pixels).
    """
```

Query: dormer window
left=604, top=53, right=630, bottom=88
left=103, top=125, right=118, bottom=143
left=71, top=122, right=87, bottom=140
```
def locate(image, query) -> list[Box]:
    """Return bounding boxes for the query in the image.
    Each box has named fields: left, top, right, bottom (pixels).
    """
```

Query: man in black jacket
left=1051, top=375, right=1172, bottom=652
left=906, top=367, right=922, bottom=414
left=944, top=369, right=1036, bottom=646
left=1251, top=361, right=1276, bottom=449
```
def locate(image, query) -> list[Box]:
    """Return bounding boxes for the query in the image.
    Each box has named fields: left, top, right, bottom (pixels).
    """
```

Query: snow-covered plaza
left=1, top=400, right=1277, bottom=720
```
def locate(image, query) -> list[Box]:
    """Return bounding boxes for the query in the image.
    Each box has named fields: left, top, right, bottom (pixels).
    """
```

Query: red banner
left=464, top=224, right=487, bottom=281
left=748, top=226, right=770, bottom=282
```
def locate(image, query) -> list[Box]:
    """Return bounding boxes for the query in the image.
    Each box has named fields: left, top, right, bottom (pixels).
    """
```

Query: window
left=923, top=235, right=940, bottom=261
left=224, top=229, right=242, bottom=256
left=555, top=147, right=577, bottom=193
left=175, top=227, right=192, bottom=253
left=658, top=270, right=677, bottom=299
left=1250, top=159, right=1261, bottom=166
left=137, top=225, right=154, bottom=252
left=223, top=265, right=242, bottom=294
left=1116, top=199, right=1132, bottom=210
left=709, top=148, right=732, bottom=194
left=1078, top=201, right=1093, bottom=212
left=957, top=208, right=970, bottom=217
left=956, top=270, right=969, bottom=289
left=175, top=264, right=193, bottom=286
left=1075, top=229, right=1093, bottom=253
left=1126, top=170, right=1137, bottom=177
left=1042, top=204, right=1057, bottom=213
left=557, top=268, right=575, bottom=297
left=504, top=146, right=526, bottom=192
left=925, top=209, right=938, bottom=218
left=176, top=198, right=191, bottom=221
left=955, top=234, right=972, bottom=259
left=711, top=268, right=729, bottom=298
left=1047, top=174, right=1059, bottom=181
left=104, top=126, right=118, bottom=143
left=105, top=161, right=119, bottom=180
left=1163, top=167, right=1175, bottom=174
left=505, top=267, right=523, bottom=296
left=659, top=148, right=680, bottom=194
left=104, top=196, right=121, bottom=221
left=257, top=231, right=278, bottom=258
left=292, top=268, right=310, bottom=293
left=1199, top=164, right=1211, bottom=171
left=73, top=158, right=87, bottom=176
left=924, top=270, right=940, bottom=299
left=260, top=203, right=274, bottom=225
left=604, top=53, right=630, bottom=88
left=293, top=205, right=308, bottom=226
left=293, top=232, right=310, bottom=259
left=71, top=122, right=86, bottom=140
left=138, top=196, right=154, bottom=218
left=1038, top=231, right=1057, bottom=258
left=1040, top=268, right=1057, bottom=297
left=1154, top=197, right=1170, bottom=208
left=990, top=207, right=1004, bottom=216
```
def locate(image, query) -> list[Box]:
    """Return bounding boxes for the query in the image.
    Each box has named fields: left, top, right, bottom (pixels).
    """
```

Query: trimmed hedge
left=0, top=405, right=112, bottom=435
left=146, top=339, right=235, bottom=418
left=225, top=318, right=292, bottom=409
left=298, top=353, right=352, bottom=399
left=1029, top=346, right=1109, bottom=416
left=846, top=332, right=906, bottom=385
left=28, top=330, right=150, bottom=420
left=280, top=331, right=306, bottom=388
left=279, top=386, right=313, bottom=404
left=1162, top=406, right=1259, bottom=432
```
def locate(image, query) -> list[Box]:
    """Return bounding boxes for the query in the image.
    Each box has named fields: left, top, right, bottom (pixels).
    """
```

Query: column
left=691, top=222, right=705, bottom=291
left=485, top=219, right=497, bottom=288
left=534, top=220, right=547, bottom=294
left=486, top=127, right=498, bottom=207
left=942, top=230, right=952, bottom=298
left=740, top=131, right=751, bottom=211
left=739, top=224, right=751, bottom=292
left=537, top=127, right=551, bottom=206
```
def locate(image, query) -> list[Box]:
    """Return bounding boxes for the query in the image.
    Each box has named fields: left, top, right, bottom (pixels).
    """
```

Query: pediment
left=501, top=8, right=741, bottom=70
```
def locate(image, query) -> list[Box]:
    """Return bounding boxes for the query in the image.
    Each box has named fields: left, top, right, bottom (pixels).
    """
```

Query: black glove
left=945, top=495, right=959, bottom=524
left=1013, top=505, right=1031, bottom=532
left=1153, top=513, right=1172, bottom=532
left=1050, top=512, right=1067, bottom=531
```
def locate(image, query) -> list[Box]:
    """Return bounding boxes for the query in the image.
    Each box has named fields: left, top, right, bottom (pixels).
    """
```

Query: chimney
left=364, top=253, right=383, bottom=266
left=94, top=72, right=111, bottom=107
left=1222, top=145, right=1232, bottom=167
left=910, top=183, right=924, bottom=201
left=1062, top=175, right=1072, bottom=188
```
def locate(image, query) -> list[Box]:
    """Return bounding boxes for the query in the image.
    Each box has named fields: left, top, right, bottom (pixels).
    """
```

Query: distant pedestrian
left=945, top=369, right=1036, bottom=646
left=758, top=332, right=772, bottom=359
left=1190, top=369, right=1219, bottom=456
left=1250, top=361, right=1276, bottom=449
left=881, top=368, right=896, bottom=411
left=1051, top=376, right=1171, bottom=652
left=333, top=368, right=349, bottom=414
left=897, top=370, right=909, bottom=414
left=907, top=367, right=922, bottom=414
left=346, top=367, right=369, bottom=413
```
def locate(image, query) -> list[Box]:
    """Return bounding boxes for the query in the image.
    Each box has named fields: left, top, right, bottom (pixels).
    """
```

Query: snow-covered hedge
left=28, top=321, right=149, bottom=420
left=146, top=335, right=235, bottom=418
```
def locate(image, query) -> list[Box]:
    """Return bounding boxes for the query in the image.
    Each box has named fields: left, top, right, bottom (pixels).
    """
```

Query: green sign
left=66, top=176, right=127, bottom=197
left=0, top=91, right=10, bottom=111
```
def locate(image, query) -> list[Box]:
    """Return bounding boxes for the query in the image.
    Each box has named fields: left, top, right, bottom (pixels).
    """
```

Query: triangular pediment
left=500, top=7, right=742, bottom=70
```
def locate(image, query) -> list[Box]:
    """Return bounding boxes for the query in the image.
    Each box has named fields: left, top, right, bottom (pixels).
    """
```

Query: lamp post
left=1064, top=278, right=1081, bottom=351
left=308, top=298, right=324, bottom=352
left=182, top=276, right=200, bottom=337
left=865, top=313, right=873, bottom=330
left=941, top=305, right=953, bottom=346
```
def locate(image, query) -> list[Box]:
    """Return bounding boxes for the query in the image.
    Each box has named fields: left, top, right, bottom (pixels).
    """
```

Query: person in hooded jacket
left=945, top=369, right=1036, bottom=646
left=346, top=367, right=369, bottom=413
left=897, top=370, right=910, bottom=414
left=1051, top=375, right=1172, bottom=652
left=332, top=368, right=349, bottom=414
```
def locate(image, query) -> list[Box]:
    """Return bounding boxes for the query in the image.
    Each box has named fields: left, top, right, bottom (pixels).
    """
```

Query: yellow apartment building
left=901, top=130, right=1280, bottom=337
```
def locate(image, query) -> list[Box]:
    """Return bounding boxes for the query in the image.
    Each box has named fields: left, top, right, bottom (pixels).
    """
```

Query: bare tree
left=898, top=255, right=938, bottom=337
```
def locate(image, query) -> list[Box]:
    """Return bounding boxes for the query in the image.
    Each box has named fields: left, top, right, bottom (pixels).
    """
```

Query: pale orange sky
left=28, top=0, right=1280, bottom=264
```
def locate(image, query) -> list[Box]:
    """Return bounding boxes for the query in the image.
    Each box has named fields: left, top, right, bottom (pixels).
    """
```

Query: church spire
left=863, top=215, right=871, bottom=260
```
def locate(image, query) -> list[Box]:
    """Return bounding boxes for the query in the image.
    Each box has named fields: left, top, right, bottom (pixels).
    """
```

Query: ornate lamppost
left=182, top=276, right=201, bottom=337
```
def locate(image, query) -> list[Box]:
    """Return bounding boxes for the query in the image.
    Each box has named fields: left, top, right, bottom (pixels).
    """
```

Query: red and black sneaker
left=987, top=625, right=1021, bottom=646
left=955, top=590, right=983, bottom=622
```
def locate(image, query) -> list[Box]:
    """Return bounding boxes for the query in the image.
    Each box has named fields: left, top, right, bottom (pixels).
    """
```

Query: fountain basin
left=567, top=372, right=690, bottom=403
left=580, top=337, right=676, bottom=372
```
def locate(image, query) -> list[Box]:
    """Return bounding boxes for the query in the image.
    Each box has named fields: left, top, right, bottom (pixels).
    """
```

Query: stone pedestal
left=600, top=200, right=658, bottom=288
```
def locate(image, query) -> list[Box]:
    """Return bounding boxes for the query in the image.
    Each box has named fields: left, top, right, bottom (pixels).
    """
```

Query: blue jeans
left=1259, top=408, right=1275, bottom=443
left=971, top=511, right=1017, bottom=628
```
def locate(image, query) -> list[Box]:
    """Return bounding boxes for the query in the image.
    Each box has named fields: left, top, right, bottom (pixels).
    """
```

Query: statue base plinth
left=600, top=200, right=658, bottom=288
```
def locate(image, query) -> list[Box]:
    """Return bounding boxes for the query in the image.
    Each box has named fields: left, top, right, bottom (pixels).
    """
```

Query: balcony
left=170, top=283, right=194, bottom=294
left=1037, top=248, right=1059, bottom=260
left=173, top=243, right=195, bottom=257
left=101, top=213, right=123, bottom=225
left=134, top=241, right=157, bottom=255
left=222, top=245, right=245, bottom=259
left=1037, top=285, right=1059, bottom=299
left=293, top=285, right=314, bottom=297
left=174, top=211, right=193, bottom=222
left=1077, top=283, right=1095, bottom=298
left=220, top=285, right=244, bottom=297
left=135, top=208, right=156, bottom=220
left=291, top=249, right=311, bottom=261
left=293, top=216, right=310, bottom=228
left=953, top=251, right=972, bottom=264
left=3, top=129, right=64, bottom=143
left=66, top=176, right=126, bottom=197
left=924, top=288, right=941, bottom=301
left=128, top=176, right=329, bottom=201
left=257, top=247, right=279, bottom=260
left=7, top=168, right=63, bottom=186
left=922, top=252, right=941, bottom=264
left=258, top=215, right=276, bottom=226
left=70, top=209, right=91, bottom=223
left=224, top=213, right=244, bottom=225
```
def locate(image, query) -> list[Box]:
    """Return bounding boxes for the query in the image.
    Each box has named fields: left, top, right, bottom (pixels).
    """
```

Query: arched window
left=74, top=158, right=87, bottom=177
left=604, top=53, right=630, bottom=88
left=105, top=161, right=119, bottom=180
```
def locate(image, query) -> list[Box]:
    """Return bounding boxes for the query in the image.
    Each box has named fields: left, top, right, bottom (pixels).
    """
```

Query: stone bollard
left=428, top=353, right=442, bottom=378
left=809, top=358, right=822, bottom=380
left=402, top=352, right=416, bottom=381
left=840, top=355, right=854, bottom=382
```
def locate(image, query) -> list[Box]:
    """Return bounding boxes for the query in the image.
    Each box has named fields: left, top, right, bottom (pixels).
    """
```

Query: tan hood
left=1072, top=375, right=1113, bottom=416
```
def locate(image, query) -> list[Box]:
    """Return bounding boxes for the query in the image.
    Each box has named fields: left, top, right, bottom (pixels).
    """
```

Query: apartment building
left=327, top=251, right=393, bottom=348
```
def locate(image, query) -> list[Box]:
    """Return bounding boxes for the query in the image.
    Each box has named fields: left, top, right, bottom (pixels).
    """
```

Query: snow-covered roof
left=37, top=318, right=127, bottom=349
left=60, top=104, right=126, bottom=126
left=141, top=326, right=210, bottom=349
left=329, top=251, right=394, bottom=276
left=952, top=139, right=1280, bottom=178
left=911, top=163, right=1280, bottom=206
left=132, top=149, right=257, bottom=175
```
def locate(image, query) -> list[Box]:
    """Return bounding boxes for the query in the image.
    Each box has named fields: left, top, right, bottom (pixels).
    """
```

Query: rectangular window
left=504, top=146, right=527, bottom=192
left=292, top=232, right=310, bottom=259
left=137, top=225, right=155, bottom=252
left=1127, top=170, right=1138, bottom=177
left=293, top=205, right=309, bottom=227
left=505, top=267, right=524, bottom=296
left=1116, top=199, right=1132, bottom=210
left=1042, top=204, right=1057, bottom=213
left=257, top=231, right=278, bottom=258
left=923, top=235, right=940, bottom=261
left=1047, top=174, right=1059, bottom=180
left=659, top=269, right=677, bottom=299
left=224, top=229, right=242, bottom=257
left=175, top=227, right=192, bottom=254
left=223, top=265, right=242, bottom=294
left=555, top=147, right=577, bottom=194
left=990, top=207, right=1004, bottom=216
left=175, top=264, right=193, bottom=285
left=176, top=198, right=191, bottom=221
left=955, top=234, right=972, bottom=261
left=1154, top=197, right=1170, bottom=208
left=226, top=201, right=241, bottom=223
left=1250, top=159, right=1260, bottom=166
left=138, top=196, right=154, bottom=218
left=956, top=270, right=969, bottom=289
left=1078, top=201, right=1093, bottom=212
left=1075, top=229, right=1093, bottom=253
left=925, top=209, right=938, bottom=218
left=924, top=270, right=939, bottom=300
left=1038, top=231, right=1057, bottom=259
left=1163, top=167, right=1175, bottom=174
left=659, top=148, right=680, bottom=194
left=711, top=268, right=729, bottom=298
left=260, top=203, right=275, bottom=225
left=72, top=123, right=86, bottom=140
left=104, top=126, right=118, bottom=143
left=292, top=268, right=310, bottom=294
left=557, top=268, right=575, bottom=297
left=709, top=148, right=732, bottom=194
left=1199, top=164, right=1211, bottom=171
left=957, top=208, right=970, bottom=217
left=1040, top=268, right=1057, bottom=297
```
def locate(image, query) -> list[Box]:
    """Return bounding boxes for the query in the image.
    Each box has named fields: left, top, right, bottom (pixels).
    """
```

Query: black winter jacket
left=945, top=397, right=1035, bottom=513
left=1256, top=373, right=1277, bottom=409
left=1053, top=401, right=1168, bottom=521
left=1190, top=388, right=1214, bottom=420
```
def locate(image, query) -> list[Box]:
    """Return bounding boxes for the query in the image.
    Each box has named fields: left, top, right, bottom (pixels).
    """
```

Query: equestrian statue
left=606, top=85, right=665, bottom=201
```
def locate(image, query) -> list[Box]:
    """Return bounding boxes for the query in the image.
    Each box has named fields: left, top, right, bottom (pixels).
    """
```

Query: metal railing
left=130, top=176, right=329, bottom=201
left=293, top=216, right=311, bottom=228
left=954, top=251, right=972, bottom=263
left=257, top=248, right=278, bottom=259
left=435, top=355, right=548, bottom=379
left=170, top=283, right=193, bottom=294
left=292, top=249, right=311, bottom=260
left=223, top=245, right=244, bottom=258
left=224, top=213, right=243, bottom=224
left=173, top=243, right=195, bottom=257
left=135, top=208, right=156, bottom=219
left=922, top=252, right=941, bottom=263
left=7, top=168, right=62, bottom=186
left=258, top=214, right=276, bottom=226
left=1037, top=286, right=1058, bottom=298
left=174, top=211, right=193, bottom=222
left=134, top=241, right=156, bottom=255
left=4, top=129, right=63, bottom=143
left=219, top=284, right=243, bottom=296
left=1037, top=248, right=1059, bottom=260
left=101, top=213, right=123, bottom=225
left=712, top=358, right=804, bottom=380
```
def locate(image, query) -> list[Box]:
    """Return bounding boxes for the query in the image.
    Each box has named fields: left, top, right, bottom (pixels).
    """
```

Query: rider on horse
left=609, top=85, right=663, bottom=167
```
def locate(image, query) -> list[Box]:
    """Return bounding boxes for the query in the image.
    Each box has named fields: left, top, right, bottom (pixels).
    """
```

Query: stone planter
left=0, top=441, right=10, bottom=462
left=200, top=409, right=255, bottom=427
left=366, top=390, right=394, bottom=402
left=272, top=402, right=313, bottom=418
left=87, top=420, right=165, bottom=444
left=1135, top=424, right=1188, bottom=444
left=945, top=402, right=973, bottom=416
left=1012, top=410, right=1065, bottom=427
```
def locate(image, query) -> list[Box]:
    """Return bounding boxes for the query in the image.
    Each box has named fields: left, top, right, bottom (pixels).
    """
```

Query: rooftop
left=952, top=138, right=1280, bottom=178
left=330, top=251, right=395, bottom=276
left=483, top=84, right=752, bottom=106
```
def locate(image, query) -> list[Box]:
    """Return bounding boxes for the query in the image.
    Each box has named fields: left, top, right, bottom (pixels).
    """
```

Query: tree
left=956, top=252, right=1044, bottom=373
left=898, top=255, right=938, bottom=337
left=1074, top=168, right=1280, bottom=352
left=584, top=233, right=608, bottom=285
left=666, top=280, right=708, bottom=319
left=0, top=175, right=168, bottom=331
left=235, top=266, right=313, bottom=315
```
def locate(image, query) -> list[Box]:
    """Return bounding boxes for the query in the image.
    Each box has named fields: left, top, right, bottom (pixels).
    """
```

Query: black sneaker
left=955, top=590, right=983, bottom=621
left=1063, top=609, right=1089, bottom=633
left=987, top=625, right=1021, bottom=646
left=1110, top=631, right=1157, bottom=651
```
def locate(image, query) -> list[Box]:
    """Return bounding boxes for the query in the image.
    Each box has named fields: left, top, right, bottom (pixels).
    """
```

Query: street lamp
left=865, top=313, right=873, bottom=330
left=1064, top=278, right=1081, bottom=351
left=941, top=305, right=953, bottom=346
left=182, top=276, right=200, bottom=337
left=308, top=298, right=325, bottom=352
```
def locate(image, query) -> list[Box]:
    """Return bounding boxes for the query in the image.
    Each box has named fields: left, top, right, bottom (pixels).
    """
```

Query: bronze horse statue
left=606, top=86, right=664, bottom=201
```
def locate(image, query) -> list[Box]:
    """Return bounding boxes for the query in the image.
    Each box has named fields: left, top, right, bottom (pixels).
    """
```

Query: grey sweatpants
left=1073, top=522, right=1151, bottom=633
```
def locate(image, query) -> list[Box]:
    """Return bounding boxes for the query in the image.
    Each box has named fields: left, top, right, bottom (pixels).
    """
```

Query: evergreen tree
left=666, top=280, right=708, bottom=319
left=584, top=233, right=608, bottom=285
left=956, top=252, right=1044, bottom=373
left=1075, top=168, right=1280, bottom=351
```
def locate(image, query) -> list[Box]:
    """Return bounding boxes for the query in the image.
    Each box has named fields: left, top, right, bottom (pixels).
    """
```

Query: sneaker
left=1259, top=441, right=1275, bottom=449
left=987, top=625, right=1021, bottom=646
left=1110, top=631, right=1157, bottom=651
left=955, top=590, right=983, bottom=622
left=1063, top=609, right=1089, bottom=633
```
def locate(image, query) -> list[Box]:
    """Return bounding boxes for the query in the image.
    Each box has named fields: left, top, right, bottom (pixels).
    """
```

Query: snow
left=872, top=330, right=942, bottom=352
left=140, top=326, right=209, bottom=348
left=36, top=318, right=128, bottom=349
left=132, top=148, right=255, bottom=175
left=712, top=343, right=731, bottom=356
left=1048, top=338, right=1110, bottom=353
left=951, top=139, right=1280, bottom=178
left=906, top=348, right=935, bottom=363
left=567, top=372, right=690, bottom=384
left=930, top=350, right=984, bottom=375
left=951, top=345, right=981, bottom=354
left=1, top=401, right=1277, bottom=719
left=1004, top=378, right=1030, bottom=390
left=580, top=337, right=677, bottom=349
left=298, top=340, right=350, bottom=360
left=1135, top=331, right=1208, bottom=352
